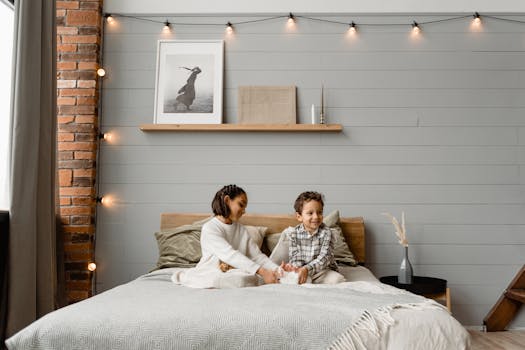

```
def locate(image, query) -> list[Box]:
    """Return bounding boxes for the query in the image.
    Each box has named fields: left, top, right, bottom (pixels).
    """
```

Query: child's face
left=296, top=200, right=323, bottom=234
left=225, top=193, right=248, bottom=222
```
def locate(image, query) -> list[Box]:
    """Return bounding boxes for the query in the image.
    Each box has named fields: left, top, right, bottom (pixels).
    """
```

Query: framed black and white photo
left=154, top=40, right=223, bottom=124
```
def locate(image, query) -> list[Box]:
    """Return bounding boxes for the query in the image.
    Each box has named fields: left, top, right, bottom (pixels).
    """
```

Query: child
left=172, top=184, right=283, bottom=288
left=288, top=191, right=345, bottom=284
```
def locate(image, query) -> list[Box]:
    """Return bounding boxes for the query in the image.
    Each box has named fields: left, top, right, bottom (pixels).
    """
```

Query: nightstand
left=379, top=275, right=451, bottom=312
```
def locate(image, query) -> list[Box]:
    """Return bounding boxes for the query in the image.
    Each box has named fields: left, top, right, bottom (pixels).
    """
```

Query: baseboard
left=464, top=325, right=525, bottom=331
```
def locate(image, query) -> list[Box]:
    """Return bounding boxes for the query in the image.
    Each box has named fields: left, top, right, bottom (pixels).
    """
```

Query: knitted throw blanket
left=6, top=270, right=443, bottom=350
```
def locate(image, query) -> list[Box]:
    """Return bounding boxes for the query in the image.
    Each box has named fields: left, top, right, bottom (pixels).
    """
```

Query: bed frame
left=160, top=213, right=365, bottom=264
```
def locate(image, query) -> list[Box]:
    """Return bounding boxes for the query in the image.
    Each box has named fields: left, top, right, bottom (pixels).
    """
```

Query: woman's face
left=226, top=193, right=248, bottom=222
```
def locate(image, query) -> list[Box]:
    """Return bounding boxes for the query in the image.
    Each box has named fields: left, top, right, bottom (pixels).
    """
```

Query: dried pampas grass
left=382, top=211, right=408, bottom=247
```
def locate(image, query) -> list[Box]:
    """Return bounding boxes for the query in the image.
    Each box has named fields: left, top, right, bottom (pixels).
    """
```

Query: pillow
left=268, top=227, right=293, bottom=264
left=154, top=223, right=204, bottom=270
left=245, top=225, right=269, bottom=249
left=263, top=232, right=281, bottom=253
left=325, top=210, right=358, bottom=266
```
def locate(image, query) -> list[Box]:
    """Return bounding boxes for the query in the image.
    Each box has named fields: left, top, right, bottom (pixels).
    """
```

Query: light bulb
left=97, top=196, right=113, bottom=206
left=287, top=13, right=295, bottom=25
left=348, top=22, right=357, bottom=34
left=473, top=12, right=481, bottom=25
left=96, top=68, right=106, bottom=77
left=87, top=262, right=97, bottom=272
left=411, top=21, right=421, bottom=35
left=105, top=14, right=114, bottom=24
left=225, top=22, right=233, bottom=34
left=163, top=20, right=171, bottom=32
left=99, top=132, right=112, bottom=142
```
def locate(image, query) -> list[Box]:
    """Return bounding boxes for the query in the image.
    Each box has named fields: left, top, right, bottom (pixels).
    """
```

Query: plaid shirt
left=287, top=223, right=338, bottom=276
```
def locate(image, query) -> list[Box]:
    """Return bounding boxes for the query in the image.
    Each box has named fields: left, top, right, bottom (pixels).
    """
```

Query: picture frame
left=154, top=40, right=224, bottom=124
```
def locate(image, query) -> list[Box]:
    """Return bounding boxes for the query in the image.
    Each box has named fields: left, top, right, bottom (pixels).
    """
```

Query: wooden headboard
left=160, top=213, right=366, bottom=264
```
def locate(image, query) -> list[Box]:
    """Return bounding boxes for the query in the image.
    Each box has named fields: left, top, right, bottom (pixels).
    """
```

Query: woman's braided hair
left=211, top=184, right=246, bottom=217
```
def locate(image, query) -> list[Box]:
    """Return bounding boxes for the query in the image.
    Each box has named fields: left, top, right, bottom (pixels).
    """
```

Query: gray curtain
left=6, top=0, right=58, bottom=337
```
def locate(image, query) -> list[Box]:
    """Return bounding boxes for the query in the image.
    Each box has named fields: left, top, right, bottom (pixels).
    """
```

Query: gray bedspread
left=6, top=268, right=443, bottom=350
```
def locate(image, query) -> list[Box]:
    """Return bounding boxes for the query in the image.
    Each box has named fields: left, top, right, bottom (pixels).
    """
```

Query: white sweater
left=173, top=217, right=278, bottom=288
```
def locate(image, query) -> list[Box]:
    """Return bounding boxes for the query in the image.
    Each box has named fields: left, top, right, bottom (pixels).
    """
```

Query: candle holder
left=319, top=85, right=325, bottom=124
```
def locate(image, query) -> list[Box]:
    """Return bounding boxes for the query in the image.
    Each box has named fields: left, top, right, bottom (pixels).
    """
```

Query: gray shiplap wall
left=97, top=15, right=525, bottom=327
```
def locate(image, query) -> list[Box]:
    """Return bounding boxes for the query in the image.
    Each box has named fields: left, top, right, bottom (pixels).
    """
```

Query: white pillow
left=245, top=225, right=268, bottom=249
left=268, top=227, right=294, bottom=264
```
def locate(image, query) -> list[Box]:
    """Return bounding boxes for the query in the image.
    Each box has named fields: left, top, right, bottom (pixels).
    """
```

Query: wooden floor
left=469, top=330, right=525, bottom=350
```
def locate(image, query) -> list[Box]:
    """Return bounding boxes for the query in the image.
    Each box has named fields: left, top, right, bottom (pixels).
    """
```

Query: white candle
left=311, top=104, right=315, bottom=124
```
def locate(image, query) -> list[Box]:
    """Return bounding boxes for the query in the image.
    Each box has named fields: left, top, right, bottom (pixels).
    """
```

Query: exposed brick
left=65, top=252, right=92, bottom=261
left=60, top=206, right=93, bottom=216
left=58, top=151, right=74, bottom=160
left=78, top=27, right=99, bottom=36
left=77, top=80, right=96, bottom=88
left=78, top=62, right=98, bottom=70
left=60, top=52, right=97, bottom=61
left=58, top=97, right=76, bottom=105
left=67, top=291, right=89, bottom=303
left=78, top=44, right=98, bottom=53
left=57, top=26, right=78, bottom=35
left=59, top=169, right=73, bottom=186
left=68, top=270, right=90, bottom=280
left=57, top=80, right=77, bottom=89
left=60, top=197, right=72, bottom=206
left=71, top=197, right=95, bottom=206
left=74, top=151, right=96, bottom=160
left=57, top=115, right=75, bottom=124
left=59, top=123, right=95, bottom=133
left=57, top=1, right=79, bottom=9
left=56, top=17, right=66, bottom=26
left=62, top=35, right=99, bottom=44
left=59, top=186, right=94, bottom=196
left=58, top=43, right=78, bottom=52
left=67, top=281, right=91, bottom=290
left=58, top=105, right=96, bottom=115
left=59, top=142, right=96, bottom=151
left=77, top=96, right=96, bottom=106
left=72, top=177, right=95, bottom=187
left=75, top=115, right=96, bottom=123
left=65, top=242, right=92, bottom=252
left=60, top=88, right=96, bottom=96
left=56, top=9, right=66, bottom=17
left=58, top=133, right=75, bottom=142
left=57, top=61, right=77, bottom=70
left=66, top=10, right=99, bottom=27
left=60, top=216, right=71, bottom=225
left=73, top=168, right=95, bottom=178
left=63, top=227, right=95, bottom=235
left=79, top=1, right=99, bottom=10
left=71, top=233, right=92, bottom=243
left=75, top=133, right=97, bottom=142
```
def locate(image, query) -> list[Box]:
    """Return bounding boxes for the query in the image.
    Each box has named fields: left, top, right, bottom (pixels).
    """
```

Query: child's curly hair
left=294, top=191, right=324, bottom=214
left=211, top=184, right=246, bottom=218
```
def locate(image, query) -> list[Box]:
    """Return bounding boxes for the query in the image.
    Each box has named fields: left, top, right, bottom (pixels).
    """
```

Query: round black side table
left=379, top=275, right=451, bottom=312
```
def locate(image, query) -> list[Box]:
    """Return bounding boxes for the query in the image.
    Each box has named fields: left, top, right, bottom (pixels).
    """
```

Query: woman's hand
left=280, top=262, right=296, bottom=272
left=257, top=267, right=278, bottom=284
left=297, top=267, right=309, bottom=284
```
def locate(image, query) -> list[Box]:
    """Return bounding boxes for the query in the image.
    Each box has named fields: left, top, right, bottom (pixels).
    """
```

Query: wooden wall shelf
left=139, top=124, right=343, bottom=132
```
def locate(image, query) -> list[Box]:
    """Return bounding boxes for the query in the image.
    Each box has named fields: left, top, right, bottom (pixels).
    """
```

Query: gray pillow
left=154, top=223, right=204, bottom=270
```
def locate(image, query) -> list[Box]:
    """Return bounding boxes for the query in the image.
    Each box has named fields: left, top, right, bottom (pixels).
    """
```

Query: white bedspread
left=6, top=267, right=470, bottom=350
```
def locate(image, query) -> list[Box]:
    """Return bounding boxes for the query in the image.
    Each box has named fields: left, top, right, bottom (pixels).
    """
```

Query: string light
left=163, top=20, right=171, bottom=32
left=96, top=68, right=106, bottom=77
left=101, top=12, right=525, bottom=35
left=87, top=262, right=97, bottom=272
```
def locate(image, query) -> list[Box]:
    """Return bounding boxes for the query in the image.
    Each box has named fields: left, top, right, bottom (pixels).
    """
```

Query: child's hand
left=280, top=262, right=295, bottom=272
left=257, top=267, right=278, bottom=284
left=297, top=267, right=308, bottom=284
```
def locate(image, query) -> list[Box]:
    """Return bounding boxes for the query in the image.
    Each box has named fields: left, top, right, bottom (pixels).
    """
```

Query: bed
left=6, top=212, right=470, bottom=350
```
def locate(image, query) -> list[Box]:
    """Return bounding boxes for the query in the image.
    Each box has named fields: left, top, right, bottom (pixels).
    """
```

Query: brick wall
left=56, top=0, right=102, bottom=304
